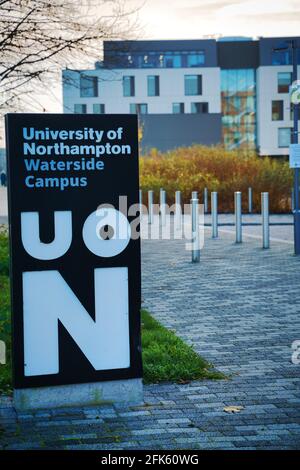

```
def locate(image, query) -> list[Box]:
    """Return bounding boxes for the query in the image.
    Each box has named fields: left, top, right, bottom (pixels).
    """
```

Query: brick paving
left=0, top=221, right=300, bottom=449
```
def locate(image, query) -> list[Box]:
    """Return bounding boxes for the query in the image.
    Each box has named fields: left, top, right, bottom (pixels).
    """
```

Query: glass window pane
left=147, top=76, right=159, bottom=96
left=130, top=103, right=147, bottom=114
left=278, top=128, right=291, bottom=147
left=272, top=50, right=292, bottom=65
left=221, top=69, right=256, bottom=150
left=80, top=76, right=98, bottom=98
left=74, top=104, right=87, bottom=114
left=93, top=104, right=105, bottom=114
left=172, top=102, right=184, bottom=114
left=139, top=104, right=148, bottom=114
left=123, top=76, right=135, bottom=96
left=272, top=101, right=283, bottom=121
left=187, top=52, right=205, bottom=67
left=191, top=102, right=208, bottom=113
left=278, top=72, right=292, bottom=93
left=185, top=75, right=202, bottom=95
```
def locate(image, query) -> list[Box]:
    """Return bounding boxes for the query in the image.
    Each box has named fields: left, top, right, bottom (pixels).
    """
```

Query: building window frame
left=184, top=75, right=202, bottom=96
left=172, top=102, right=184, bottom=114
left=147, top=75, right=160, bottom=96
left=93, top=103, right=105, bottom=114
left=74, top=104, right=87, bottom=114
left=130, top=103, right=148, bottom=115
left=191, top=102, right=209, bottom=114
left=278, top=72, right=292, bottom=93
left=123, top=76, right=135, bottom=97
left=80, top=75, right=98, bottom=98
left=278, top=127, right=292, bottom=148
left=272, top=100, right=284, bottom=121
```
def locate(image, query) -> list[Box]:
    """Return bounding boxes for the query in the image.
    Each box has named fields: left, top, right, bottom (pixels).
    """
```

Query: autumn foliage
left=139, top=146, right=293, bottom=213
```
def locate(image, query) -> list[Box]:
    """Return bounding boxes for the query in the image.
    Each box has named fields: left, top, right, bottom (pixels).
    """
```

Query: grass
left=0, top=232, right=223, bottom=394
left=141, top=310, right=224, bottom=383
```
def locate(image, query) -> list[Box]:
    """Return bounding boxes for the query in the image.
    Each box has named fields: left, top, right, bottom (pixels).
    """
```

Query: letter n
left=23, top=268, right=130, bottom=376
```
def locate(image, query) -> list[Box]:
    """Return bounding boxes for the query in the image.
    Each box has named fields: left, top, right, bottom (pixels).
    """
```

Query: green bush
left=140, top=146, right=293, bottom=213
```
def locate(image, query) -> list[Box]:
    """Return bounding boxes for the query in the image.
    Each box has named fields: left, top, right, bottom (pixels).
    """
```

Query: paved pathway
left=1, top=223, right=300, bottom=449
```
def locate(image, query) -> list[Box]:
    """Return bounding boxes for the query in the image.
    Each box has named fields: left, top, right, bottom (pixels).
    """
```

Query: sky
left=139, top=0, right=300, bottom=40
left=14, top=0, right=300, bottom=113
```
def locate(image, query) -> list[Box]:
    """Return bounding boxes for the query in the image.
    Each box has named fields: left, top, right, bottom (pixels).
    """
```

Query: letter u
left=21, top=211, right=72, bottom=260
left=22, top=127, right=35, bottom=140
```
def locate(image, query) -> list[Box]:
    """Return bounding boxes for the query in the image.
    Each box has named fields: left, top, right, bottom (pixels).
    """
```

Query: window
left=164, top=52, right=181, bottom=68
left=191, top=102, right=208, bottom=114
left=80, top=75, right=98, bottom=97
left=272, top=101, right=283, bottom=121
left=93, top=104, right=105, bottom=114
left=272, top=49, right=300, bottom=66
left=111, top=50, right=206, bottom=68
left=123, top=76, right=135, bottom=97
left=221, top=69, right=256, bottom=150
left=185, top=75, right=202, bottom=95
left=187, top=52, right=205, bottom=67
left=278, top=128, right=291, bottom=147
left=278, top=72, right=292, bottom=93
left=74, top=104, right=87, bottom=114
left=147, top=76, right=159, bottom=96
left=272, top=50, right=291, bottom=66
left=172, top=103, right=184, bottom=114
left=130, top=103, right=148, bottom=114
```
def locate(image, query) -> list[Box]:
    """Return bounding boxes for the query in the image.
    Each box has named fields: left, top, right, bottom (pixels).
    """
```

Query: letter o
left=82, top=208, right=131, bottom=257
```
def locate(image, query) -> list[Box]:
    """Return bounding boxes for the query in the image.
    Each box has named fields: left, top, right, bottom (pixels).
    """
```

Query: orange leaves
left=140, top=145, right=293, bottom=213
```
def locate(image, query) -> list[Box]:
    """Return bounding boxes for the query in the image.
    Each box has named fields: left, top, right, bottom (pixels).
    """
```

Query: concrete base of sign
left=13, top=378, right=143, bottom=411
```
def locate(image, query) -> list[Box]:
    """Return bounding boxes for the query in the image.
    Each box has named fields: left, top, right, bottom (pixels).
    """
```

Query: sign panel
left=289, top=143, right=300, bottom=168
left=5, top=113, right=142, bottom=389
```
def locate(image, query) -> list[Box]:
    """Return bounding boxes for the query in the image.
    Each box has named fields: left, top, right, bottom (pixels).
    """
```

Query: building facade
left=63, top=37, right=300, bottom=156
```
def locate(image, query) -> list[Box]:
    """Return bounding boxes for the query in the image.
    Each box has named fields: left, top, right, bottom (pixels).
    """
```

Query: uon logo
left=21, top=207, right=131, bottom=377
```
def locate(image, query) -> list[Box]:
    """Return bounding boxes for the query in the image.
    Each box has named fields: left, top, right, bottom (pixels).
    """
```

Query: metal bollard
left=248, top=187, right=253, bottom=213
left=191, top=197, right=200, bottom=263
left=148, top=190, right=153, bottom=224
left=160, top=189, right=166, bottom=226
left=235, top=191, right=242, bottom=243
left=175, top=190, right=182, bottom=230
left=261, top=192, right=270, bottom=249
left=211, top=191, right=218, bottom=238
left=139, top=189, right=143, bottom=217
left=204, top=188, right=208, bottom=213
left=192, top=191, right=198, bottom=199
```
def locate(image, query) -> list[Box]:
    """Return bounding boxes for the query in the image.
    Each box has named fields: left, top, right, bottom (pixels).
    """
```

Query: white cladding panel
left=257, top=65, right=300, bottom=156
left=63, top=67, right=221, bottom=115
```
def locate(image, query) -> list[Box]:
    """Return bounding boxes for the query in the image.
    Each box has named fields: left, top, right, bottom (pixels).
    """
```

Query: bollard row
left=141, top=189, right=270, bottom=251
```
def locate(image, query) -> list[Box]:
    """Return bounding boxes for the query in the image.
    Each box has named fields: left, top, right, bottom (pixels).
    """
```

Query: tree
left=0, top=0, right=140, bottom=115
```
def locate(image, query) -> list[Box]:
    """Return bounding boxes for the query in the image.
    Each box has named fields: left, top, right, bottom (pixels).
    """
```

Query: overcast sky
left=34, top=0, right=300, bottom=112
left=139, top=0, right=300, bottom=39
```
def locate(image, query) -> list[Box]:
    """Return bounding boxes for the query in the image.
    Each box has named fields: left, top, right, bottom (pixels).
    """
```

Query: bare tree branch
left=0, top=0, right=141, bottom=117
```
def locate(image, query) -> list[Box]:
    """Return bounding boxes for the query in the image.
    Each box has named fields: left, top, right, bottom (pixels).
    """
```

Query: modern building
left=63, top=37, right=300, bottom=156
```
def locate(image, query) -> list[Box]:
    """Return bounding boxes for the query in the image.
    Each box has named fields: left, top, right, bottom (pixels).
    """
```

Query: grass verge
left=141, top=309, right=224, bottom=384
left=0, top=232, right=224, bottom=394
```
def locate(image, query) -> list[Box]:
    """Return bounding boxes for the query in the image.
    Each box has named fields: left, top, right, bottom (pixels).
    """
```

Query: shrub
left=140, top=146, right=293, bottom=213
